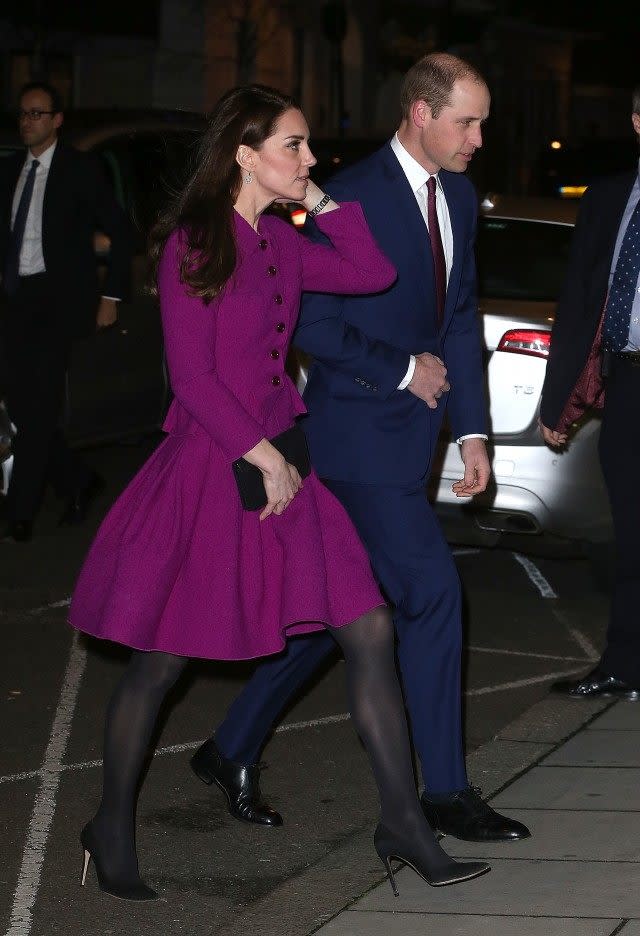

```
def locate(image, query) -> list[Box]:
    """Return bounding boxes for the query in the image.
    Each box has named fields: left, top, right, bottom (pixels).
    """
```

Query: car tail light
left=497, top=329, right=551, bottom=358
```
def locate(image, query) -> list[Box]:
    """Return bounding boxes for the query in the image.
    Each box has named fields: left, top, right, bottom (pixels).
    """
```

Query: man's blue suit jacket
left=294, top=141, right=488, bottom=485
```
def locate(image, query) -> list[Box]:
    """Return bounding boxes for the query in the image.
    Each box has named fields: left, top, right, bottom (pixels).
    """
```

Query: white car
left=290, top=193, right=612, bottom=561
left=431, top=193, right=612, bottom=557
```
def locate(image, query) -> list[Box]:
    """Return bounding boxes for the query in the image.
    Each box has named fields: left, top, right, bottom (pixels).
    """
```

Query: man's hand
left=539, top=419, right=568, bottom=448
left=96, top=297, right=118, bottom=330
left=407, top=352, right=450, bottom=409
left=452, top=437, right=491, bottom=497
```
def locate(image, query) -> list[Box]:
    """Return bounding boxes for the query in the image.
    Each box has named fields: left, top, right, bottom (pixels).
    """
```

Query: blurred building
left=0, top=0, right=635, bottom=194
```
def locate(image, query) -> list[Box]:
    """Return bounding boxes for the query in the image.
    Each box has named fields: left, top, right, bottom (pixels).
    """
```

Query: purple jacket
left=159, top=203, right=396, bottom=458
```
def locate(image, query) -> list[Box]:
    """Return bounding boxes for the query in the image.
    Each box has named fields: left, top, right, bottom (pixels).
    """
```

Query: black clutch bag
left=232, top=424, right=311, bottom=511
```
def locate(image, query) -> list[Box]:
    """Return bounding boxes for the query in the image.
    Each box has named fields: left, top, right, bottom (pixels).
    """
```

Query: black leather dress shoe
left=421, top=786, right=531, bottom=842
left=190, top=739, right=283, bottom=827
left=552, top=666, right=640, bottom=701
left=59, top=473, right=105, bottom=526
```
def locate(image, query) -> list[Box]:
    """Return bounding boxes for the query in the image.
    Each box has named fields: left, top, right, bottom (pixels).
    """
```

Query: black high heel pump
left=80, top=822, right=158, bottom=901
left=374, top=824, right=490, bottom=895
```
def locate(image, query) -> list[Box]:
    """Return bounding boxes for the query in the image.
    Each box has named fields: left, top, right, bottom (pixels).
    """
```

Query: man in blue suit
left=191, top=53, right=530, bottom=842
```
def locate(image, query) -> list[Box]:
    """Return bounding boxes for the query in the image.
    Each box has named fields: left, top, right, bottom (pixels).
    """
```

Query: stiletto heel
left=374, top=824, right=490, bottom=888
left=381, top=855, right=399, bottom=897
left=79, top=822, right=158, bottom=901
left=81, top=848, right=91, bottom=886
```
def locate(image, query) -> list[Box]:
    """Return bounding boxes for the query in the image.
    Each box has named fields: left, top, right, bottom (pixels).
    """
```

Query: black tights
left=91, top=606, right=451, bottom=881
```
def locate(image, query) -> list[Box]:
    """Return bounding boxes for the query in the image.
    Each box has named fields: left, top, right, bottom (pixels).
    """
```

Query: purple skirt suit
left=69, top=203, right=395, bottom=660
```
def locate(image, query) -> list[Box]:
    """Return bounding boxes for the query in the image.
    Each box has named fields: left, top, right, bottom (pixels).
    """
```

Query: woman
left=70, top=85, right=489, bottom=902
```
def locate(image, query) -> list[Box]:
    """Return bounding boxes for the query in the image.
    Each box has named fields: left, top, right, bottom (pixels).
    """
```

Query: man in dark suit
left=0, top=81, right=132, bottom=542
left=190, top=53, right=529, bottom=842
left=540, top=84, right=640, bottom=699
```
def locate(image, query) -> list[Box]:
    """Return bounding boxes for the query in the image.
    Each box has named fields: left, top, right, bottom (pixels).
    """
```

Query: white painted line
left=467, top=645, right=590, bottom=663
left=465, top=665, right=587, bottom=696
left=512, top=552, right=558, bottom=598
left=0, top=712, right=352, bottom=787
left=567, top=626, right=600, bottom=662
left=549, top=607, right=600, bottom=662
left=29, top=598, right=71, bottom=615
left=6, top=632, right=87, bottom=936
left=277, top=712, right=350, bottom=733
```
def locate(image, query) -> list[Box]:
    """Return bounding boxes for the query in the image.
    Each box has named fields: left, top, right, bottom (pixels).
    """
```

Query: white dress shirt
left=11, top=140, right=119, bottom=302
left=11, top=141, right=57, bottom=276
left=388, top=135, right=487, bottom=445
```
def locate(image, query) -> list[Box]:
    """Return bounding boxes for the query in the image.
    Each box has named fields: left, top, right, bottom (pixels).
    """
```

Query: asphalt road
left=0, top=435, right=610, bottom=935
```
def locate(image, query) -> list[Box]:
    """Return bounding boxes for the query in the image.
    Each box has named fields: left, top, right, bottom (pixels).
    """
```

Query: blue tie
left=602, top=197, right=640, bottom=352
left=3, top=158, right=40, bottom=296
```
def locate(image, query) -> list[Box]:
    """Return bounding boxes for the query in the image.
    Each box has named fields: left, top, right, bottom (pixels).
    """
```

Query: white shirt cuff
left=101, top=296, right=121, bottom=302
left=397, top=355, right=416, bottom=390
left=456, top=433, right=488, bottom=444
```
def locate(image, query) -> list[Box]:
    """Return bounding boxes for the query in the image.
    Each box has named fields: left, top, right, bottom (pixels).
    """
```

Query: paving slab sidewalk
left=313, top=696, right=640, bottom=936
left=218, top=693, right=634, bottom=936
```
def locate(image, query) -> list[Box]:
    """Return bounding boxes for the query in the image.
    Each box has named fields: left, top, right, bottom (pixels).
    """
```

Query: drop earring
left=243, top=171, right=252, bottom=185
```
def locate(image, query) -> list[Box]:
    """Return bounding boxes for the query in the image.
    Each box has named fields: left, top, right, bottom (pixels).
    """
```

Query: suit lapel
left=439, top=170, right=466, bottom=329
left=3, top=154, right=24, bottom=224
left=378, top=144, right=433, bottom=306
left=41, top=143, right=67, bottom=259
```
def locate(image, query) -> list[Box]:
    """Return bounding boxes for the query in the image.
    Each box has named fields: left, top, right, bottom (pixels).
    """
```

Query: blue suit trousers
left=215, top=479, right=468, bottom=795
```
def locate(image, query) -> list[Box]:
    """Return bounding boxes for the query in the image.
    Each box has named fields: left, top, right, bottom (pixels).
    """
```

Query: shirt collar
left=390, top=133, right=443, bottom=196
left=25, top=140, right=57, bottom=170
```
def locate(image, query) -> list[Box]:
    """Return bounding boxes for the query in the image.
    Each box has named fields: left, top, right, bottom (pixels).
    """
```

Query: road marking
left=466, top=666, right=587, bottom=696
left=6, top=632, right=87, bottom=936
left=29, top=598, right=71, bottom=615
left=566, top=626, right=600, bottom=661
left=549, top=606, right=600, bottom=662
left=468, top=645, right=591, bottom=663
left=512, top=552, right=558, bottom=598
left=0, top=712, right=353, bottom=787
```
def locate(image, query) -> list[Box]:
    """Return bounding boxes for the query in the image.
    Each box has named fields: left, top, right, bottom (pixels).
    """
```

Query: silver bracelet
left=307, top=193, right=331, bottom=217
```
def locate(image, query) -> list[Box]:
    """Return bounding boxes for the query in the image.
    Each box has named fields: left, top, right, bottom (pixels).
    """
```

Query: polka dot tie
left=602, top=198, right=640, bottom=352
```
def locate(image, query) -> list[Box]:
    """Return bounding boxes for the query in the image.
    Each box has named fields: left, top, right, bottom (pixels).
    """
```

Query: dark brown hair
left=19, top=81, right=64, bottom=115
left=400, top=52, right=486, bottom=121
left=148, top=84, right=297, bottom=301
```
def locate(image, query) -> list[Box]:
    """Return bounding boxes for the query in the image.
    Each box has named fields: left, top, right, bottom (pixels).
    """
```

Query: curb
left=219, top=693, right=615, bottom=936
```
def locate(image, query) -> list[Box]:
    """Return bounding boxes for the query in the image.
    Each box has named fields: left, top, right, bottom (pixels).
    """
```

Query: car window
left=477, top=217, right=573, bottom=302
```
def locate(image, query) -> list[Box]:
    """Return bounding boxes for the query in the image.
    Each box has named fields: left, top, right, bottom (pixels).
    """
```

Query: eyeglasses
left=18, top=109, right=55, bottom=121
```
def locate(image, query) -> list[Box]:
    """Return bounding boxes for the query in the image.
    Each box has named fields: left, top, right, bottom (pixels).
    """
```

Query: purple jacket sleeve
left=158, top=236, right=266, bottom=461
left=299, top=202, right=396, bottom=294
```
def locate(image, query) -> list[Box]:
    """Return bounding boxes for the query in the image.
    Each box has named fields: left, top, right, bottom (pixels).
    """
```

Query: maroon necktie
left=426, top=176, right=446, bottom=326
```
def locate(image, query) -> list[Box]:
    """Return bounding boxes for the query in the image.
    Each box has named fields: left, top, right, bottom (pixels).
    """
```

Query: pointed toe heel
left=374, top=824, right=490, bottom=893
left=79, top=823, right=158, bottom=901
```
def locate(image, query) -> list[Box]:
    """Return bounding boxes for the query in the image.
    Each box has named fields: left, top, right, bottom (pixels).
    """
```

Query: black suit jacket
left=540, top=170, right=637, bottom=430
left=0, top=142, right=133, bottom=338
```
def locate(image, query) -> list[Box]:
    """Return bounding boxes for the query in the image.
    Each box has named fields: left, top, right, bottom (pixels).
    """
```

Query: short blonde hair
left=400, top=52, right=486, bottom=120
